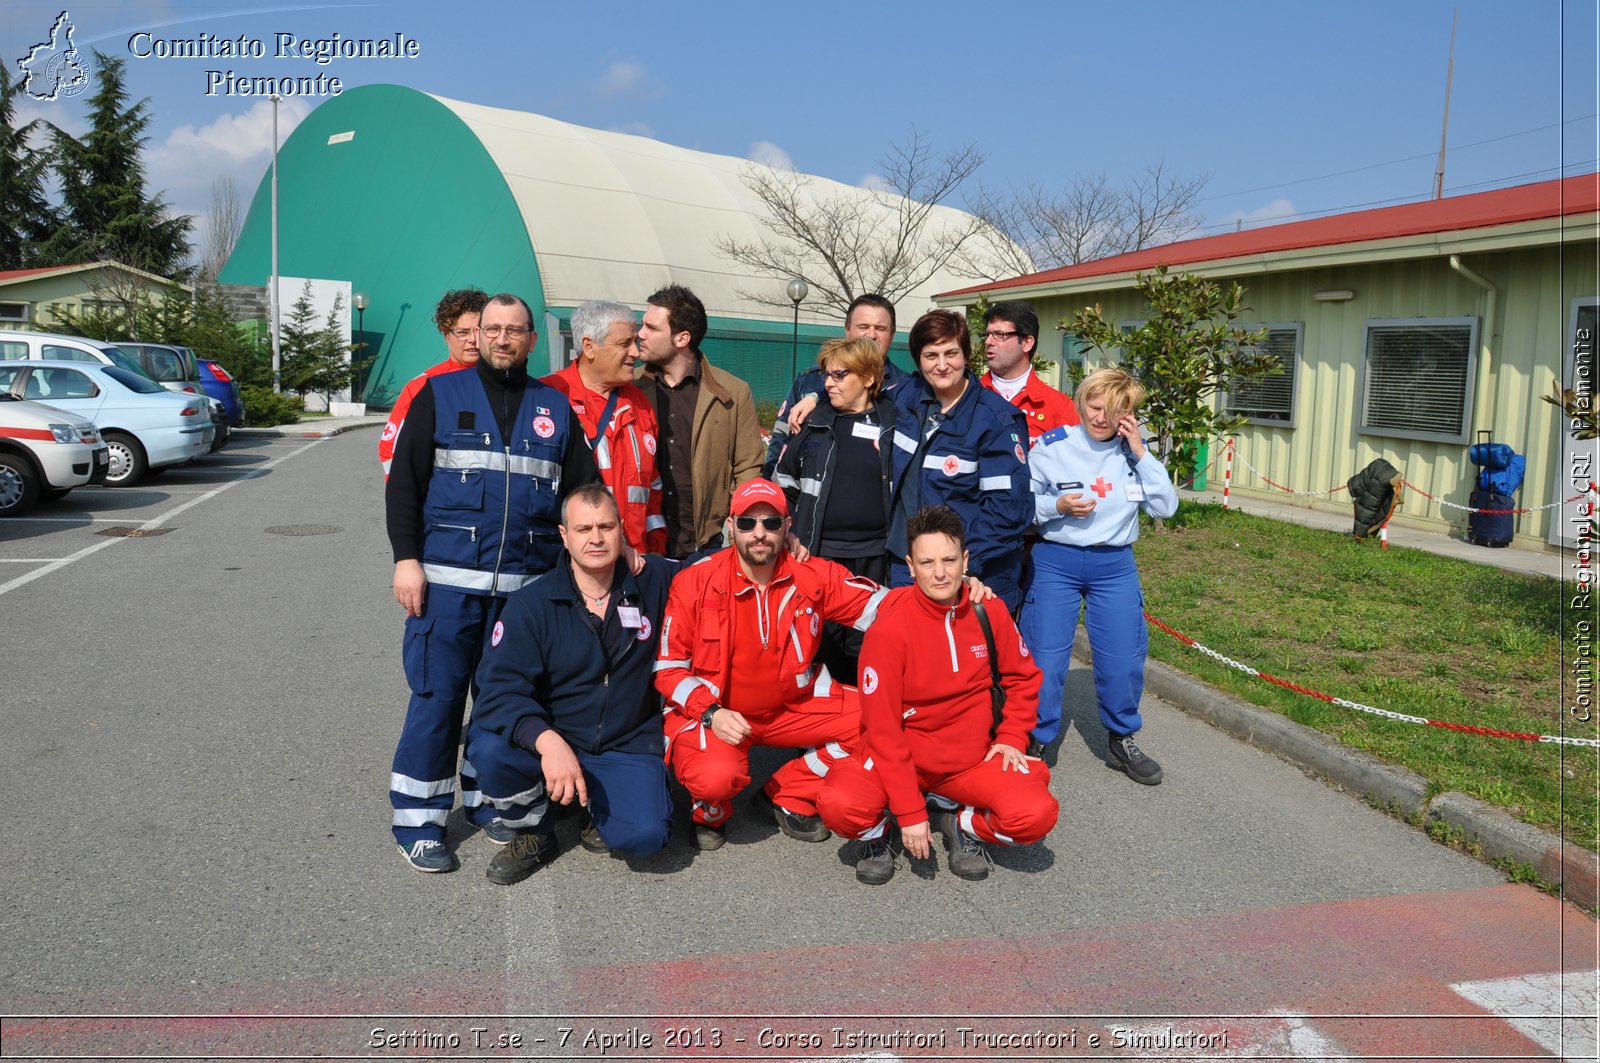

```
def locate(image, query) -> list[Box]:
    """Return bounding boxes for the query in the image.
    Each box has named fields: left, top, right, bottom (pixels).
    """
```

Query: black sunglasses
left=734, top=515, right=785, bottom=532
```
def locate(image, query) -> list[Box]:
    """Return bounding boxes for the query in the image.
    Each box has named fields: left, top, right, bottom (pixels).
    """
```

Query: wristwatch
left=699, top=705, right=720, bottom=728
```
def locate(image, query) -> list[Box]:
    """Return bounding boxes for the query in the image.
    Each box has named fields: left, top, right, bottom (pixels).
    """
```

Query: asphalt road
left=0, top=431, right=1592, bottom=1061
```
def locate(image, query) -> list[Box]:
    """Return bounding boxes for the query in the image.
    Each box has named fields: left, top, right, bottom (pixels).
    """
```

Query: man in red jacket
left=979, top=300, right=1077, bottom=443
left=818, top=504, right=1058, bottom=884
left=543, top=300, right=666, bottom=555
left=655, top=477, right=888, bottom=851
left=378, top=289, right=487, bottom=477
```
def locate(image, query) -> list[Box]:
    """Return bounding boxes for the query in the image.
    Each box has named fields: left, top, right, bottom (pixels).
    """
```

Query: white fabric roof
left=433, top=93, right=1017, bottom=326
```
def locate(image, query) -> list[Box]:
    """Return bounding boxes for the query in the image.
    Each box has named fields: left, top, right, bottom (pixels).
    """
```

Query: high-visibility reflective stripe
left=434, top=448, right=561, bottom=480
left=499, top=809, right=548, bottom=829
left=798, top=477, right=822, bottom=497
left=390, top=772, right=456, bottom=799
left=991, top=825, right=1015, bottom=845
left=645, top=515, right=668, bottom=531
left=923, top=454, right=977, bottom=474
left=863, top=756, right=875, bottom=771
left=653, top=658, right=691, bottom=671
left=421, top=563, right=537, bottom=594
left=960, top=807, right=979, bottom=837
left=824, top=741, right=848, bottom=759
left=859, top=815, right=890, bottom=841
left=773, top=471, right=799, bottom=490
left=803, top=749, right=831, bottom=777
left=459, top=789, right=484, bottom=808
left=812, top=667, right=833, bottom=698
left=893, top=431, right=917, bottom=453
left=392, top=808, right=448, bottom=827
left=796, top=667, right=813, bottom=689
left=486, top=783, right=545, bottom=808
left=979, top=474, right=1012, bottom=491
left=670, top=676, right=718, bottom=706
left=594, top=437, right=613, bottom=470
left=626, top=485, right=650, bottom=503
left=380, top=457, right=393, bottom=474
left=850, top=586, right=888, bottom=631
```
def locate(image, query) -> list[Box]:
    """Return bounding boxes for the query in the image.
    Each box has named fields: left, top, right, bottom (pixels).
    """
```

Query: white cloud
left=858, top=173, right=893, bottom=193
left=1224, top=197, right=1298, bottom=230
left=11, top=95, right=87, bottom=143
left=610, top=121, right=655, bottom=138
left=748, top=141, right=794, bottom=170
left=146, top=97, right=311, bottom=223
left=597, top=61, right=654, bottom=99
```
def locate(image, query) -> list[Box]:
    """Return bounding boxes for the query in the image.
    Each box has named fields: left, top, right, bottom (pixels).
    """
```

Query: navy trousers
left=390, top=586, right=505, bottom=846
left=1020, top=541, right=1148, bottom=744
left=469, top=728, right=672, bottom=858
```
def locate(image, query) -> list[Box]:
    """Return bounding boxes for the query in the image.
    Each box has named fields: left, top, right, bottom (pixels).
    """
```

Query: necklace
left=579, top=582, right=613, bottom=606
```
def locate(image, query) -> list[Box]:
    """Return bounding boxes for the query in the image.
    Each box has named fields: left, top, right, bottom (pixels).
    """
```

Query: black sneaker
left=753, top=787, right=831, bottom=842
left=481, top=818, right=514, bottom=845
left=937, top=811, right=990, bottom=881
left=854, top=837, right=896, bottom=885
left=485, top=830, right=559, bottom=885
left=398, top=839, right=457, bottom=874
left=1106, top=733, right=1164, bottom=785
left=1025, top=738, right=1047, bottom=760
left=578, top=811, right=611, bottom=854
left=693, top=822, right=727, bottom=851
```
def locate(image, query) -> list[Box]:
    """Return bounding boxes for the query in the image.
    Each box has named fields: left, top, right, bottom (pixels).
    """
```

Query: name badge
left=851, top=421, right=878, bottom=441
left=618, top=606, right=643, bottom=629
left=1125, top=483, right=1146, bottom=502
left=1055, top=481, right=1083, bottom=492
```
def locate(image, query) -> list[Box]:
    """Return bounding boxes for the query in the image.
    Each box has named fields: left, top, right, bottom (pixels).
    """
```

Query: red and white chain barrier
left=1213, top=438, right=1598, bottom=516
left=1143, top=611, right=1600, bottom=748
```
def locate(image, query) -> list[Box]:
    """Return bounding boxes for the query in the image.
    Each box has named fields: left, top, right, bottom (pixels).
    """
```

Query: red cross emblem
left=942, top=455, right=961, bottom=476
left=1090, top=476, right=1113, bottom=498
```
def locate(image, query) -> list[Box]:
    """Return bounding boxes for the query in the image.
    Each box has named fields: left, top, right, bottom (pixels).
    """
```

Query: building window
left=1059, top=333, right=1092, bottom=391
left=1226, top=323, right=1300, bottom=426
left=1359, top=317, right=1478, bottom=444
left=0, top=302, right=27, bottom=322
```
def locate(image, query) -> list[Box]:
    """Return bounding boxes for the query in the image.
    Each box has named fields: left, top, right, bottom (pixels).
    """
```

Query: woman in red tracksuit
left=818, top=504, right=1058, bottom=884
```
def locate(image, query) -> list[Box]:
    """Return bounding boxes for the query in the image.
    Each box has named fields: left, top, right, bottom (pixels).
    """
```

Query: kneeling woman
left=818, top=505, right=1058, bottom=885
left=1021, top=367, right=1177, bottom=784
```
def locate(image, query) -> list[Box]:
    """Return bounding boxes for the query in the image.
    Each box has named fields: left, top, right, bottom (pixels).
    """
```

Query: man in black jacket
left=467, top=483, right=676, bottom=884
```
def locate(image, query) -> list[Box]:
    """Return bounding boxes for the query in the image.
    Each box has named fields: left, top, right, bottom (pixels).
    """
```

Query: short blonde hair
left=817, top=336, right=885, bottom=399
left=1076, top=366, right=1146, bottom=422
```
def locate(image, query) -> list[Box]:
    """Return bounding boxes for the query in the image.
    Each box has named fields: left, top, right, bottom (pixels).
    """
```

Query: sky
left=3, top=0, right=1597, bottom=265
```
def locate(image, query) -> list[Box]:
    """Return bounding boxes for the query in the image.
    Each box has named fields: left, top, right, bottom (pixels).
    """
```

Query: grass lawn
left=1131, top=501, right=1595, bottom=853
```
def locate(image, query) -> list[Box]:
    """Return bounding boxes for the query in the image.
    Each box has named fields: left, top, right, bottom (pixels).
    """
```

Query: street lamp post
left=785, top=277, right=808, bottom=381
left=269, top=92, right=282, bottom=394
left=352, top=291, right=368, bottom=404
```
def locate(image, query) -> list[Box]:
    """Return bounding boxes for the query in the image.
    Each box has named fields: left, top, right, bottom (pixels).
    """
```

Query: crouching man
left=468, top=483, right=675, bottom=884
left=818, top=504, right=1058, bottom=884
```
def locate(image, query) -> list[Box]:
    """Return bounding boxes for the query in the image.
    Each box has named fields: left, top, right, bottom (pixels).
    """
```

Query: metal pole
left=790, top=301, right=799, bottom=381
left=269, top=92, right=282, bottom=393
left=355, top=306, right=364, bottom=402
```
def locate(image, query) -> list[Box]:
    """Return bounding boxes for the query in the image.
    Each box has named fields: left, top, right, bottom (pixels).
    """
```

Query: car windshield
left=103, top=347, right=155, bottom=379
left=102, top=366, right=166, bottom=394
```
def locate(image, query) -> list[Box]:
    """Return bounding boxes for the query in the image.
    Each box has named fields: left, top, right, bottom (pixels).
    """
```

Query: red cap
left=729, top=477, right=789, bottom=517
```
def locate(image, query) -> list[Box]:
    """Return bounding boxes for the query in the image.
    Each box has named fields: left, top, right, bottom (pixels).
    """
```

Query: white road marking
left=1452, top=970, right=1599, bottom=1061
left=0, top=439, right=325, bottom=599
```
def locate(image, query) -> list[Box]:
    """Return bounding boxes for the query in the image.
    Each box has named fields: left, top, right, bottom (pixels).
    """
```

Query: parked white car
left=0, top=360, right=212, bottom=486
left=0, top=393, right=108, bottom=516
left=0, top=329, right=149, bottom=376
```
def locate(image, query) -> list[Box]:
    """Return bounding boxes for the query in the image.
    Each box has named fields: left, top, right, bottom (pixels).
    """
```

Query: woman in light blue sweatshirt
left=1021, top=367, right=1177, bottom=785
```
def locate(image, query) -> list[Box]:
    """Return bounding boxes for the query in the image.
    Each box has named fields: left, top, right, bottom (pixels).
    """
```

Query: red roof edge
left=941, top=172, right=1600, bottom=299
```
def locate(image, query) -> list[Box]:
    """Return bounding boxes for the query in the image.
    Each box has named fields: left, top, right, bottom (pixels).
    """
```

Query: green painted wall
left=220, top=84, right=543, bottom=405
left=1014, top=241, right=1598, bottom=545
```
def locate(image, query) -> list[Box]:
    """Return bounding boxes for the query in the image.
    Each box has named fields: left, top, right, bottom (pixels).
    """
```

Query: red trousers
left=666, top=690, right=860, bottom=827
left=818, top=754, right=1058, bottom=846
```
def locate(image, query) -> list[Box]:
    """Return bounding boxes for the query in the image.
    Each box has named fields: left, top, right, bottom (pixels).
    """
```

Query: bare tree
left=715, top=129, right=1013, bottom=315
left=974, top=161, right=1209, bottom=270
left=198, top=175, right=241, bottom=284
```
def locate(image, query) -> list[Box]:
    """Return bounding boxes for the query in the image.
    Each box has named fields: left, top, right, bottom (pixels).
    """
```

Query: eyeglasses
left=734, top=515, right=785, bottom=532
left=447, top=328, right=475, bottom=339
left=822, top=369, right=854, bottom=382
left=478, top=325, right=530, bottom=338
left=982, top=329, right=1020, bottom=341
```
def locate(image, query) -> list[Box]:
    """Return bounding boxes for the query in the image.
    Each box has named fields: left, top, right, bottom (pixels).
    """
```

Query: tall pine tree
left=0, top=64, right=58, bottom=269
left=49, top=50, right=191, bottom=277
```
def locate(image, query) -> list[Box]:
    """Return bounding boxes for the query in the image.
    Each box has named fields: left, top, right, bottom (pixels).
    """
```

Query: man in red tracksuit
left=543, top=299, right=667, bottom=555
left=655, top=477, right=888, bottom=851
left=818, top=503, right=1058, bottom=884
left=378, top=289, right=487, bottom=477
left=979, top=300, right=1078, bottom=444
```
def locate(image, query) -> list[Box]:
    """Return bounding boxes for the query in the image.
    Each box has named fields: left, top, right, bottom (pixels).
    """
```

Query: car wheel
left=209, top=422, right=230, bottom=452
left=39, top=487, right=72, bottom=501
left=103, top=431, right=148, bottom=487
left=0, top=452, right=40, bottom=516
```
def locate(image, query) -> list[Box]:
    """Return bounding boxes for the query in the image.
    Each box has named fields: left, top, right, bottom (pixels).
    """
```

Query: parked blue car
left=198, top=359, right=246, bottom=427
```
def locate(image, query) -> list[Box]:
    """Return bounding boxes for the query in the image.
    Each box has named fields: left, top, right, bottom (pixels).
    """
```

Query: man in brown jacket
left=635, top=284, right=764, bottom=558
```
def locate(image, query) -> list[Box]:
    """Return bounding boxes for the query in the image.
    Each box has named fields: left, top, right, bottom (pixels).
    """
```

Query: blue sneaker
left=481, top=818, right=514, bottom=845
left=399, top=839, right=458, bottom=874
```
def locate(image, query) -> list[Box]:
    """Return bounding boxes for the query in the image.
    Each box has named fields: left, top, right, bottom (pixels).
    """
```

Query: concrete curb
left=1074, top=634, right=1598, bottom=909
left=234, top=418, right=383, bottom=439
